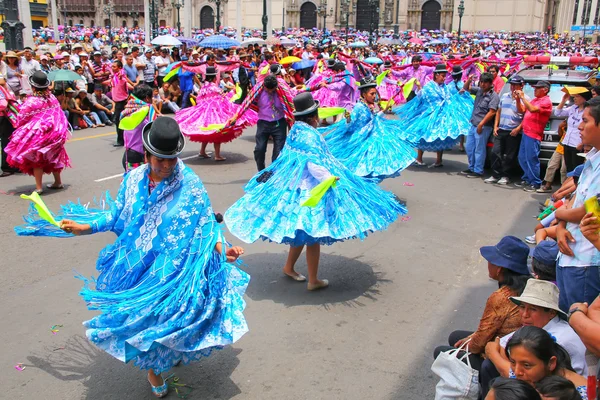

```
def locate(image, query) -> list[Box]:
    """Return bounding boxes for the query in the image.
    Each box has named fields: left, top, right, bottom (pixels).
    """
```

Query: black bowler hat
left=433, top=63, right=448, bottom=74
left=451, top=65, right=463, bottom=76
left=358, top=75, right=377, bottom=90
left=326, top=58, right=336, bottom=68
left=269, top=63, right=282, bottom=75
left=142, top=117, right=185, bottom=159
left=29, top=71, right=50, bottom=89
left=383, top=59, right=392, bottom=68
left=292, top=92, right=320, bottom=117
left=205, top=66, right=217, bottom=76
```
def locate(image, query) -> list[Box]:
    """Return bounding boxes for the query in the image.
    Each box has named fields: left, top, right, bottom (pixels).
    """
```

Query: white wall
left=451, top=0, right=549, bottom=32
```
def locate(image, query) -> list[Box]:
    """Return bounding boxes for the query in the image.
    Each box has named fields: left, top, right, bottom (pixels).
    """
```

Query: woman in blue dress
left=395, top=63, right=472, bottom=168
left=225, top=92, right=407, bottom=291
left=321, top=76, right=417, bottom=181
left=15, top=118, right=249, bottom=398
left=447, top=65, right=475, bottom=153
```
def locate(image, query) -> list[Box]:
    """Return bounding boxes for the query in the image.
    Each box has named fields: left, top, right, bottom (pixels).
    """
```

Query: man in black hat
left=485, top=75, right=526, bottom=186
left=514, top=80, right=552, bottom=191
left=396, top=55, right=434, bottom=102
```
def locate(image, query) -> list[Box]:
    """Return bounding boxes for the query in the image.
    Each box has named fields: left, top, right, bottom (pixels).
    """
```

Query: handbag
left=431, top=339, right=480, bottom=400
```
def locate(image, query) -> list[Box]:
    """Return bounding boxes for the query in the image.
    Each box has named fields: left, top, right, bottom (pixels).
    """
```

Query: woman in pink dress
left=175, top=66, right=256, bottom=161
left=6, top=71, right=71, bottom=194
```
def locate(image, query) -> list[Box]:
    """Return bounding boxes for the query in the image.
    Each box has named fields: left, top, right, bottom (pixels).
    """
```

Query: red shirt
left=522, top=96, right=552, bottom=141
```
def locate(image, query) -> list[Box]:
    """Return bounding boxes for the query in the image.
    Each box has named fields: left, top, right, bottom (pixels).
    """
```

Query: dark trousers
left=563, top=145, right=584, bottom=173
left=406, top=91, right=417, bottom=102
left=0, top=116, right=16, bottom=172
left=478, top=359, right=500, bottom=400
left=122, top=148, right=145, bottom=171
left=113, top=99, right=127, bottom=145
left=490, top=129, right=522, bottom=178
left=433, top=330, right=484, bottom=372
left=255, top=118, right=287, bottom=171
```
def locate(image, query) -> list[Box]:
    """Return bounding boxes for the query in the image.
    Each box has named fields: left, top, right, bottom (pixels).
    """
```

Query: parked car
left=488, top=57, right=597, bottom=167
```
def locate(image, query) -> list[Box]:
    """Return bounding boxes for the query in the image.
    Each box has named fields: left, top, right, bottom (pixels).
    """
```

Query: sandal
left=428, top=163, right=443, bottom=169
left=46, top=184, right=64, bottom=190
left=215, top=157, right=227, bottom=162
left=284, top=271, right=307, bottom=282
left=34, top=189, right=44, bottom=195
left=148, top=375, right=168, bottom=398
left=413, top=160, right=426, bottom=167
left=198, top=152, right=213, bottom=159
left=0, top=171, right=14, bottom=177
left=307, top=279, right=329, bottom=291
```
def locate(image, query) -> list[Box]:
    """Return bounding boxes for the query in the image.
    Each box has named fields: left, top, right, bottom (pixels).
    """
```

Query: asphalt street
left=0, top=122, right=545, bottom=400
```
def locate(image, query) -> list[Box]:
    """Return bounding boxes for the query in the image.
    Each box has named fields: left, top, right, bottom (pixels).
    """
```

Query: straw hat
left=5, top=51, right=18, bottom=58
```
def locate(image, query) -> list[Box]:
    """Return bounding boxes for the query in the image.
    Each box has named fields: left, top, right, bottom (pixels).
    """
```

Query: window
left=80, top=20, right=84, bottom=25
left=90, top=20, right=94, bottom=27
left=122, top=20, right=127, bottom=27
left=133, top=20, right=139, bottom=28
left=68, top=19, right=73, bottom=26
left=573, top=0, right=580, bottom=25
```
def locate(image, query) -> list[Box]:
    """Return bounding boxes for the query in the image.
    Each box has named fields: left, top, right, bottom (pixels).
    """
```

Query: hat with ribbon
left=29, top=71, right=50, bottom=89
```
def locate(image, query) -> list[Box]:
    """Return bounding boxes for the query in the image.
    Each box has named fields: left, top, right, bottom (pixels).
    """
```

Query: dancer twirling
left=6, top=71, right=71, bottom=193
left=225, top=92, right=407, bottom=290
left=175, top=66, right=257, bottom=161
left=395, top=64, right=471, bottom=168
left=15, top=117, right=249, bottom=398
left=322, top=76, right=416, bottom=181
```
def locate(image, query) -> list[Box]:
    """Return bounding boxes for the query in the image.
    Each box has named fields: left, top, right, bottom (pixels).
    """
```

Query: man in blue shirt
left=178, top=69, right=198, bottom=109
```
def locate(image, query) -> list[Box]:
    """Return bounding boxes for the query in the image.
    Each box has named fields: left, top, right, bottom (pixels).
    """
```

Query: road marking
left=69, top=132, right=116, bottom=142
left=93, top=155, right=199, bottom=182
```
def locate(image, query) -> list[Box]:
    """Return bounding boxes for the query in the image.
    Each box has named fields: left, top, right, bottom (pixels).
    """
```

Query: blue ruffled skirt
left=225, top=124, right=407, bottom=247
left=322, top=114, right=417, bottom=181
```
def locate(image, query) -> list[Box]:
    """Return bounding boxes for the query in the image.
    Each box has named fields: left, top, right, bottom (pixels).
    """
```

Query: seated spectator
left=530, top=241, right=559, bottom=283
left=485, top=377, right=541, bottom=400
left=482, top=279, right=588, bottom=398
left=168, top=79, right=182, bottom=106
left=433, top=236, right=529, bottom=371
left=75, top=89, right=102, bottom=127
left=535, top=376, right=584, bottom=400
left=88, top=85, right=114, bottom=126
left=158, top=82, right=180, bottom=114
left=504, top=327, right=587, bottom=399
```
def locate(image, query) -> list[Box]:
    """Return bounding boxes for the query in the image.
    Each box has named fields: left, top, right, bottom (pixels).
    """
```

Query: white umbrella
left=242, top=38, right=266, bottom=46
left=151, top=35, right=182, bottom=46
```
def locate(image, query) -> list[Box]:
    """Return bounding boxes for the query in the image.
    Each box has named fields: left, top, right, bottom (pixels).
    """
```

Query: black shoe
left=113, top=142, right=124, bottom=147
left=466, top=172, right=483, bottom=179
left=523, top=185, right=540, bottom=192
left=459, top=169, right=473, bottom=175
left=514, top=180, right=528, bottom=188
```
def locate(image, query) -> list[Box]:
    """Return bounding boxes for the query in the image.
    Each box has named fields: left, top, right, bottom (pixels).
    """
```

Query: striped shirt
left=498, top=92, right=526, bottom=130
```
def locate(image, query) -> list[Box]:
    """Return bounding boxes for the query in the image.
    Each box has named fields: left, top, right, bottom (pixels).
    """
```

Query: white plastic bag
left=431, top=340, right=480, bottom=400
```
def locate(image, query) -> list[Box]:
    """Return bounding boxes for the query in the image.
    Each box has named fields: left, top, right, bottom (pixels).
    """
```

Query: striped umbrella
left=200, top=35, right=240, bottom=49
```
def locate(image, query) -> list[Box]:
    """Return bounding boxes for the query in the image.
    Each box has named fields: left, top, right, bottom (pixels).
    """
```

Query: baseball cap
left=567, top=164, right=584, bottom=178
left=145, top=48, right=153, bottom=53
left=508, top=75, right=524, bottom=85
left=531, top=241, right=559, bottom=266
left=93, top=51, right=101, bottom=56
left=532, top=81, right=550, bottom=89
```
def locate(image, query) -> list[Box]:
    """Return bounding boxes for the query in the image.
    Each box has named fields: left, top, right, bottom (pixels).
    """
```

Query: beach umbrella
left=349, top=41, right=367, bottom=48
left=200, top=35, right=240, bottom=49
left=364, top=57, right=383, bottom=64
left=279, top=56, right=302, bottom=65
left=266, top=36, right=281, bottom=45
left=241, top=38, right=266, bottom=46
left=408, top=37, right=423, bottom=45
left=48, top=70, right=83, bottom=82
left=151, top=34, right=182, bottom=46
left=280, top=37, right=297, bottom=47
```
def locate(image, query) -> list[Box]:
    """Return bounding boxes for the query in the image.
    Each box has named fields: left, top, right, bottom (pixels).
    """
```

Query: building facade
left=37, top=0, right=575, bottom=33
